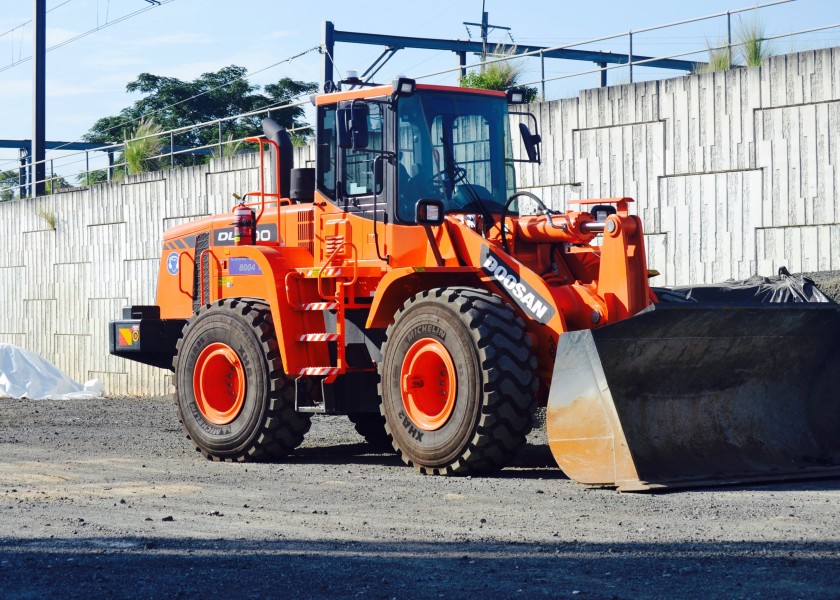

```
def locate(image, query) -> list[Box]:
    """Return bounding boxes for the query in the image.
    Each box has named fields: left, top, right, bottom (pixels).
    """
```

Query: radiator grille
left=297, top=209, right=314, bottom=254
left=193, top=232, right=210, bottom=313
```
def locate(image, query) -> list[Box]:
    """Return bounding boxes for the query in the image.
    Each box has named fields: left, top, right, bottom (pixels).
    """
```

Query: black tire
left=173, top=298, right=311, bottom=462
left=347, top=412, right=394, bottom=452
left=378, top=287, right=538, bottom=475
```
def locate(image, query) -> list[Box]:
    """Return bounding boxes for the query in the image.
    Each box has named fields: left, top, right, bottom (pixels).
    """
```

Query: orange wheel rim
left=193, top=342, right=246, bottom=425
left=400, top=338, right=456, bottom=431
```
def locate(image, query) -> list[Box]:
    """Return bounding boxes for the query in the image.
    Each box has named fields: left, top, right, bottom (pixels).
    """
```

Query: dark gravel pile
left=804, top=270, right=840, bottom=303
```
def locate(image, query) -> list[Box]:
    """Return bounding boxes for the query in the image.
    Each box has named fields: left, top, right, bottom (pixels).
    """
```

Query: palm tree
left=123, top=117, right=164, bottom=175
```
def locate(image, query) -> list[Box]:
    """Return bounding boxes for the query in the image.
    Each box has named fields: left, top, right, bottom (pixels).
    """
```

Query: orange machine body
left=152, top=81, right=653, bottom=392
left=155, top=123, right=651, bottom=395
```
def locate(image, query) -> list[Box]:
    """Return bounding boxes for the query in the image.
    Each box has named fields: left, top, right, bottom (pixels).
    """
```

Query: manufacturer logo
left=166, top=252, right=179, bottom=275
left=398, top=410, right=424, bottom=442
left=214, top=224, right=278, bottom=246
left=406, top=324, right=446, bottom=343
left=480, top=246, right=556, bottom=324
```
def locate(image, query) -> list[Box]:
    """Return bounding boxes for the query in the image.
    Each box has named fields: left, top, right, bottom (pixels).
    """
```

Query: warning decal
left=117, top=325, right=140, bottom=347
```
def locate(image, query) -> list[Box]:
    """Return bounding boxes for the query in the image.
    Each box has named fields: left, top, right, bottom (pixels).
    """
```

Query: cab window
left=343, top=102, right=384, bottom=198
left=317, top=106, right=337, bottom=200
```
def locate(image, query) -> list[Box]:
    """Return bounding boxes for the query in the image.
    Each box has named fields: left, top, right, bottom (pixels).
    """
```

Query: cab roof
left=314, top=83, right=506, bottom=106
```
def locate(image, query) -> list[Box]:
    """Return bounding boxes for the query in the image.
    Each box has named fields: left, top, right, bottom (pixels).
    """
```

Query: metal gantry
left=319, top=20, right=700, bottom=92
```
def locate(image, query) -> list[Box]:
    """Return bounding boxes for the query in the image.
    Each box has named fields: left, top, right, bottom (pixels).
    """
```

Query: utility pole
left=32, top=0, right=46, bottom=197
left=321, top=20, right=335, bottom=92
left=463, top=0, right=510, bottom=64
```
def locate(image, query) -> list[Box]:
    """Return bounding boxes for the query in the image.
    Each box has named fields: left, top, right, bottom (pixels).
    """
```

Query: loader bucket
left=546, top=303, right=840, bottom=491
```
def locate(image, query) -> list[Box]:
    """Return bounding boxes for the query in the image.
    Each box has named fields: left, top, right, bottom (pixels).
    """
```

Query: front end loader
left=110, top=77, right=840, bottom=490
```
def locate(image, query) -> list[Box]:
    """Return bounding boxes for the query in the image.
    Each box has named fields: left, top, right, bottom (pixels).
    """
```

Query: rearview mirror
left=415, top=199, right=445, bottom=226
left=337, top=101, right=369, bottom=149
left=519, top=122, right=542, bottom=164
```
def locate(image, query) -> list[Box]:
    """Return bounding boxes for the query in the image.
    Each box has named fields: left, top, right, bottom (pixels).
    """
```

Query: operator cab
left=313, top=79, right=541, bottom=227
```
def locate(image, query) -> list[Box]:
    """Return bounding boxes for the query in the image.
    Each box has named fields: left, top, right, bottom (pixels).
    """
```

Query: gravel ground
left=1, top=270, right=839, bottom=598
left=2, top=396, right=840, bottom=599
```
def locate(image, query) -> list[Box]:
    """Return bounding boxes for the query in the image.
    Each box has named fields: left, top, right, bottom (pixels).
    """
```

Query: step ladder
left=292, top=243, right=358, bottom=413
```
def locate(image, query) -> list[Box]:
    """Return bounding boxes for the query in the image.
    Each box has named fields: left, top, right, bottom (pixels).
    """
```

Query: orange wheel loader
left=109, top=77, right=840, bottom=490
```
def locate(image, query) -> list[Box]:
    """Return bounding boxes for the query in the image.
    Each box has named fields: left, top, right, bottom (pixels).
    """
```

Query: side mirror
left=415, top=199, right=445, bottom=226
left=373, top=155, right=384, bottom=195
left=506, top=88, right=529, bottom=104
left=337, top=101, right=369, bottom=149
left=519, top=122, right=542, bottom=163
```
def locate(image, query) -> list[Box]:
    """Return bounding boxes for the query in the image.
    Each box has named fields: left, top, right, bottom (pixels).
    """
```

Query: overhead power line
left=0, top=0, right=76, bottom=40
left=0, top=0, right=175, bottom=74
left=0, top=43, right=322, bottom=170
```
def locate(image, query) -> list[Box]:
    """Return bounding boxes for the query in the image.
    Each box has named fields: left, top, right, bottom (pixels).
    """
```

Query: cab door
left=316, top=100, right=395, bottom=267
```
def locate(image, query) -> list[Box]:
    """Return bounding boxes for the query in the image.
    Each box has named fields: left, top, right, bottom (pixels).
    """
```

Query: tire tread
left=379, top=287, right=538, bottom=475
left=173, top=298, right=311, bottom=462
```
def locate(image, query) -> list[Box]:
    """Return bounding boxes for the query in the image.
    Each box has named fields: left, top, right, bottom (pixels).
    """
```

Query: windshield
left=396, top=90, right=516, bottom=222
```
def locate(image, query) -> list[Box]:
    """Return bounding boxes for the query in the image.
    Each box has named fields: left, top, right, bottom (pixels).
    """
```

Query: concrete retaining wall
left=516, top=47, right=840, bottom=284
left=1, top=46, right=838, bottom=395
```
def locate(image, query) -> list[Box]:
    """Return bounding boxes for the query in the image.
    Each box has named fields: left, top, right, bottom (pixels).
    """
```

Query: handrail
left=317, top=242, right=359, bottom=300
left=237, top=137, right=286, bottom=240
left=283, top=270, right=302, bottom=306
left=515, top=23, right=840, bottom=88
left=177, top=251, right=194, bottom=300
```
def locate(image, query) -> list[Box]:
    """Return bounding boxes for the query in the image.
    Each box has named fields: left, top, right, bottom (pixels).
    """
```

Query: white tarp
left=0, top=344, right=103, bottom=400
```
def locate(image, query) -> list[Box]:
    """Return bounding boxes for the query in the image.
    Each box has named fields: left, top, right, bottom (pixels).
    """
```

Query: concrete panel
left=53, top=262, right=91, bottom=335
left=757, top=224, right=840, bottom=275
left=658, top=169, right=763, bottom=285
left=53, top=333, right=91, bottom=385
left=756, top=100, right=840, bottom=228
left=0, top=266, right=25, bottom=336
left=573, top=121, right=664, bottom=232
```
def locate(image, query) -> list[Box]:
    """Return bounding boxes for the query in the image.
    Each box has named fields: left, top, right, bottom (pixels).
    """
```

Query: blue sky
left=2, top=0, right=840, bottom=176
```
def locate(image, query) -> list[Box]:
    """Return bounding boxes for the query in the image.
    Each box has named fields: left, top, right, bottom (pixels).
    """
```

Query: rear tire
left=347, top=412, right=393, bottom=451
left=173, top=298, right=311, bottom=462
left=378, top=287, right=538, bottom=475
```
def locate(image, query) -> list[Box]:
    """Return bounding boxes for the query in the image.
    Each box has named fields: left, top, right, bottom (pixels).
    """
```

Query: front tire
left=379, top=287, right=538, bottom=475
left=173, top=298, right=311, bottom=462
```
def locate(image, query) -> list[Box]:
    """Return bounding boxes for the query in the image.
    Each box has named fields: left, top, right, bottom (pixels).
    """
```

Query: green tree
left=45, top=175, right=71, bottom=195
left=0, top=170, right=21, bottom=201
left=83, top=66, right=317, bottom=157
left=78, top=169, right=108, bottom=186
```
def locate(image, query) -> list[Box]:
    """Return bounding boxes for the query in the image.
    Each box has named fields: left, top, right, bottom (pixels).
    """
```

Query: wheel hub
left=400, top=338, right=456, bottom=431
left=193, top=342, right=246, bottom=425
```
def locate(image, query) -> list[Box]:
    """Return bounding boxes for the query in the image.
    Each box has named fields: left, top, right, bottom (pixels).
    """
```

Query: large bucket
left=546, top=303, right=840, bottom=491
